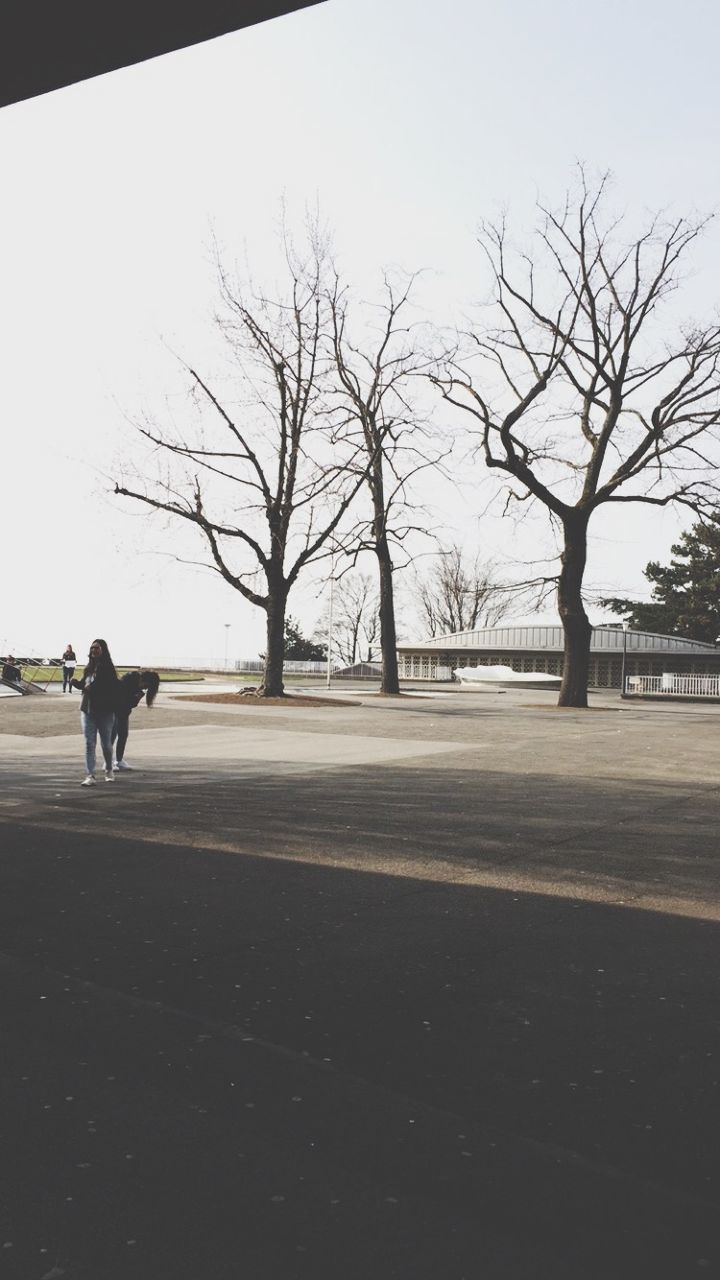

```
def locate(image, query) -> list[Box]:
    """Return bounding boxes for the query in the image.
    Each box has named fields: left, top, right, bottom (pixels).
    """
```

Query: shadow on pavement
left=0, top=760, right=719, bottom=1277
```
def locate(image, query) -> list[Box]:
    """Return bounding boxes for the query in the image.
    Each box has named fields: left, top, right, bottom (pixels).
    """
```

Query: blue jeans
left=81, top=710, right=115, bottom=775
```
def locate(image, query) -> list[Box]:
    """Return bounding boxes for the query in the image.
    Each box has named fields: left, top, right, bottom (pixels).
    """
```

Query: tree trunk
left=558, top=513, right=592, bottom=708
left=376, top=536, right=400, bottom=694
left=260, top=574, right=287, bottom=697
left=367, top=460, right=401, bottom=695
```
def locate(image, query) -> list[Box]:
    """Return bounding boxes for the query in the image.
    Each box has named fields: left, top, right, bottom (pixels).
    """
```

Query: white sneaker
left=114, top=760, right=132, bottom=771
left=81, top=775, right=96, bottom=787
left=104, top=771, right=115, bottom=783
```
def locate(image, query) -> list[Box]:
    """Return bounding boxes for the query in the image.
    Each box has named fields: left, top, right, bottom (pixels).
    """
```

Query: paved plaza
left=0, top=684, right=719, bottom=1278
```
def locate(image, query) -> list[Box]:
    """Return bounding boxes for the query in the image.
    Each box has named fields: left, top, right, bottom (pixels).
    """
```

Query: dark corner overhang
left=1, top=1, right=326, bottom=109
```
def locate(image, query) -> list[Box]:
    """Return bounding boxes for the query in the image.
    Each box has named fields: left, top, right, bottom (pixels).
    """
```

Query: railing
left=236, top=660, right=339, bottom=675
left=626, top=673, right=720, bottom=698
left=235, top=659, right=384, bottom=678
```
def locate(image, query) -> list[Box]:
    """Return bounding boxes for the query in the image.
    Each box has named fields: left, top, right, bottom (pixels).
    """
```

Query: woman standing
left=71, top=639, right=119, bottom=786
left=112, top=670, right=160, bottom=771
left=61, top=643, right=77, bottom=693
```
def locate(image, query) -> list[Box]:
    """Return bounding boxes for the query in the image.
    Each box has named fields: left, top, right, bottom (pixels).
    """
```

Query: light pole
left=223, top=623, right=231, bottom=672
left=620, top=621, right=629, bottom=697
left=326, top=556, right=335, bottom=690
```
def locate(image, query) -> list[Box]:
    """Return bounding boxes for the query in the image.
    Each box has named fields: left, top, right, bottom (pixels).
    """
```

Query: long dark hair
left=140, top=670, right=160, bottom=707
left=86, top=638, right=118, bottom=680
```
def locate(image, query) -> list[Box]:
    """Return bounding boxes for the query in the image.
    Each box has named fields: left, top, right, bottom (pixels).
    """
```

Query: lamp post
left=620, top=621, right=629, bottom=697
left=326, top=555, right=335, bottom=690
left=223, top=623, right=231, bottom=672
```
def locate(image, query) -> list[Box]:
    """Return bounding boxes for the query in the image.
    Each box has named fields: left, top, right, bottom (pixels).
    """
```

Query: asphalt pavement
left=1, top=684, right=719, bottom=1278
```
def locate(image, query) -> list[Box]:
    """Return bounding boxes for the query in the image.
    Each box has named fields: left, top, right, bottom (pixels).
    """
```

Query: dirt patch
left=520, top=704, right=622, bottom=711
left=171, top=692, right=358, bottom=708
left=365, top=691, right=432, bottom=699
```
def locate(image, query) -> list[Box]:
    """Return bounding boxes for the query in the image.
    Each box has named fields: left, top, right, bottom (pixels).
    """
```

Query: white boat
left=453, top=664, right=561, bottom=689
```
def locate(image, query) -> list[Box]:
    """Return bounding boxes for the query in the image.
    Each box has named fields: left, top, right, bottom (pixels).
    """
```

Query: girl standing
left=72, top=639, right=119, bottom=786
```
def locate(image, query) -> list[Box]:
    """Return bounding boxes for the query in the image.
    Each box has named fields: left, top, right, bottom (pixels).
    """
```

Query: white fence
left=236, top=660, right=336, bottom=675
left=626, top=673, right=720, bottom=698
left=236, top=659, right=386, bottom=678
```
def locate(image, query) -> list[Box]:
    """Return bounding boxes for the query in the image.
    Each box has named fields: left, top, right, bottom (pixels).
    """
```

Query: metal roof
left=398, top=625, right=719, bottom=655
left=2, top=2, right=326, bottom=109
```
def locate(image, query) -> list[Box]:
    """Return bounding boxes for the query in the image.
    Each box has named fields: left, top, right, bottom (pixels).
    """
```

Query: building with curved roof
left=397, top=624, right=720, bottom=689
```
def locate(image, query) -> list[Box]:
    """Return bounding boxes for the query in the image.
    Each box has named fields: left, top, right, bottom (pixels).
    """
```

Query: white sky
left=2, top=0, right=719, bottom=667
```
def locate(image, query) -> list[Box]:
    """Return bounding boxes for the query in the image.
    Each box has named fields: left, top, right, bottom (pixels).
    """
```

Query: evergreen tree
left=602, top=517, right=720, bottom=642
left=283, top=616, right=327, bottom=661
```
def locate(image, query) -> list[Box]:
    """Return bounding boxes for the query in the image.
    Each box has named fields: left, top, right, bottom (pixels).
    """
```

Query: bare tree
left=115, top=236, right=368, bottom=697
left=434, top=175, right=720, bottom=706
left=315, top=571, right=379, bottom=665
left=412, top=543, right=514, bottom=637
left=329, top=273, right=445, bottom=693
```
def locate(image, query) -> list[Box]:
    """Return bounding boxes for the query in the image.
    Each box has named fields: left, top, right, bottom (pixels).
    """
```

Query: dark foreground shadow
left=0, top=762, right=719, bottom=1278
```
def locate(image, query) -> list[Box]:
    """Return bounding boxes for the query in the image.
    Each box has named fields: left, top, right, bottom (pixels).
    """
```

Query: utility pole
left=326, top=556, right=335, bottom=690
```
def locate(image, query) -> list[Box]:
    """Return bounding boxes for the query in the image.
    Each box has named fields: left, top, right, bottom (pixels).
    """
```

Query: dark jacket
left=72, top=663, right=119, bottom=715
left=116, top=672, right=146, bottom=717
left=62, top=649, right=76, bottom=669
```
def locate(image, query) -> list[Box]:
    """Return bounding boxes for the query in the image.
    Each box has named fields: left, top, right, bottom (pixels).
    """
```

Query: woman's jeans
left=62, top=666, right=75, bottom=692
left=112, top=712, right=130, bottom=763
left=81, top=710, right=115, bottom=775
